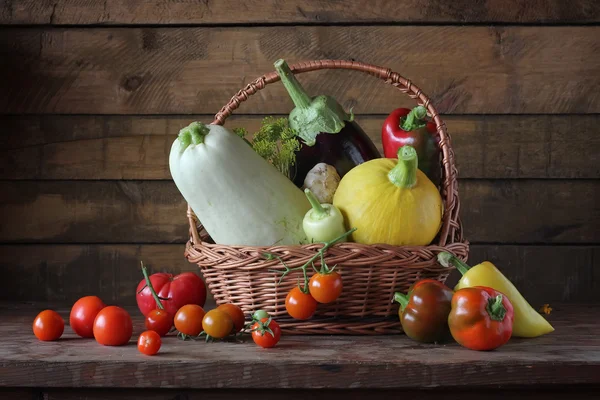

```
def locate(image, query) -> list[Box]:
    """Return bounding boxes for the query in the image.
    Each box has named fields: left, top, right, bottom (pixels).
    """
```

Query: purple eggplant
left=274, top=59, right=381, bottom=187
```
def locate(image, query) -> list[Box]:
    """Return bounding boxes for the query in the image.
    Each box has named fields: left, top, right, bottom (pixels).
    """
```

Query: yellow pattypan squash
left=333, top=146, right=443, bottom=246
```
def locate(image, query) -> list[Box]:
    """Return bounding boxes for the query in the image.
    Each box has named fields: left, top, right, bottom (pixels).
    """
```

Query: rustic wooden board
left=1, top=27, right=599, bottom=114
left=5, top=388, right=600, bottom=400
left=1, top=244, right=598, bottom=305
left=2, top=114, right=599, bottom=179
left=1, top=180, right=597, bottom=244
left=0, top=303, right=597, bottom=389
left=2, top=0, right=599, bottom=25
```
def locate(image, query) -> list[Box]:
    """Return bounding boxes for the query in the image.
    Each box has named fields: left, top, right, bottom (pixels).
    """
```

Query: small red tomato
left=174, top=304, right=205, bottom=337
left=136, top=272, right=206, bottom=317
left=202, top=309, right=233, bottom=339
left=137, top=330, right=162, bottom=356
left=70, top=296, right=106, bottom=338
left=309, top=271, right=343, bottom=304
left=251, top=318, right=281, bottom=348
left=93, top=306, right=133, bottom=346
left=33, top=310, right=64, bottom=341
left=217, top=303, right=246, bottom=333
left=285, top=287, right=317, bottom=320
left=145, top=309, right=173, bottom=337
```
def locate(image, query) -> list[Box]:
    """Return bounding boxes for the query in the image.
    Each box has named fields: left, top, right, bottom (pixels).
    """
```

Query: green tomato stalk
left=302, top=188, right=347, bottom=243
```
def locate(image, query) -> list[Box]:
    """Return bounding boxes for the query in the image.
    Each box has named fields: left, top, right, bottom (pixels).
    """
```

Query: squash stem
left=388, top=146, right=418, bottom=188
left=178, top=122, right=209, bottom=148
left=274, top=59, right=311, bottom=109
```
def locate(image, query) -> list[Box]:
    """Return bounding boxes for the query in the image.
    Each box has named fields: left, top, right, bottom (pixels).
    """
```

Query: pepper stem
left=388, top=146, right=418, bottom=188
left=401, top=106, right=428, bottom=131
left=393, top=292, right=409, bottom=310
left=486, top=295, right=507, bottom=321
left=178, top=122, right=209, bottom=148
left=437, top=252, right=470, bottom=276
left=141, top=261, right=165, bottom=310
left=305, top=188, right=327, bottom=219
left=274, top=59, right=312, bottom=109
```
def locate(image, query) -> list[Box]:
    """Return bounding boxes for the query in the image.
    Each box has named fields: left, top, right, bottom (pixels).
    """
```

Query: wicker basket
left=184, top=60, right=469, bottom=335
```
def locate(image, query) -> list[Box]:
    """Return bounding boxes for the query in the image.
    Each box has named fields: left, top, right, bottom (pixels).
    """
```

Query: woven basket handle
left=196, top=59, right=461, bottom=247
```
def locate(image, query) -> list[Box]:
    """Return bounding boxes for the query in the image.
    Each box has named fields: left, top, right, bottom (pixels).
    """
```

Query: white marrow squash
left=169, top=122, right=311, bottom=246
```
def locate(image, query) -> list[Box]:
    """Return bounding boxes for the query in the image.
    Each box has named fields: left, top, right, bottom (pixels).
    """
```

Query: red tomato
left=252, top=318, right=281, bottom=348
left=217, top=304, right=245, bottom=333
left=309, top=271, right=343, bottom=303
left=145, top=309, right=173, bottom=337
left=174, top=304, right=205, bottom=337
left=69, top=296, right=106, bottom=338
left=33, top=310, right=64, bottom=341
left=202, top=309, right=233, bottom=339
left=93, top=306, right=133, bottom=346
left=136, top=272, right=207, bottom=317
left=137, top=330, right=162, bottom=356
left=285, top=287, right=318, bottom=320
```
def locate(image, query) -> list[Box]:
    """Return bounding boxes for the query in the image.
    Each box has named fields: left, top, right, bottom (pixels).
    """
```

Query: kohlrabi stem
left=486, top=295, right=507, bottom=321
left=394, top=292, right=409, bottom=310
left=388, top=146, right=418, bottom=188
left=437, top=252, right=470, bottom=276
left=274, top=59, right=312, bottom=109
left=401, top=106, right=428, bottom=131
left=178, top=121, right=209, bottom=148
left=305, top=188, right=327, bottom=219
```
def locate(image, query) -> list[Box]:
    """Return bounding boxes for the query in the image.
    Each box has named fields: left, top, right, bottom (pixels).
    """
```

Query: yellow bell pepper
left=437, top=252, right=554, bottom=338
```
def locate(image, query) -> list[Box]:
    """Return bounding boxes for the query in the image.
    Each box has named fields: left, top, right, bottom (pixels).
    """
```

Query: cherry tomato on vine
left=137, top=330, right=162, bottom=356
left=309, top=271, right=343, bottom=304
left=217, top=304, right=245, bottom=333
left=70, top=296, right=106, bottom=338
left=202, top=309, right=233, bottom=339
left=33, top=310, right=64, bottom=341
left=285, top=287, right=317, bottom=320
left=251, top=318, right=281, bottom=348
left=174, top=304, right=205, bottom=337
left=145, top=309, right=173, bottom=337
left=93, top=306, right=133, bottom=346
left=252, top=310, right=270, bottom=321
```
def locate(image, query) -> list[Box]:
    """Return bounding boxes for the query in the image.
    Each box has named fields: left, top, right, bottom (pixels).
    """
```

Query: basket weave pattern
left=184, top=60, right=469, bottom=335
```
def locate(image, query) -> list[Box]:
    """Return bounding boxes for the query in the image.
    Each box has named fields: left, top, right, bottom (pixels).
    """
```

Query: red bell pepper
left=393, top=279, right=454, bottom=344
left=381, top=105, right=440, bottom=185
left=448, top=286, right=514, bottom=351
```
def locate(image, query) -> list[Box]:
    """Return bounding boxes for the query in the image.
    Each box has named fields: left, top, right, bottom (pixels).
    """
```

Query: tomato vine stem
left=264, top=228, right=356, bottom=286
left=141, top=261, right=166, bottom=310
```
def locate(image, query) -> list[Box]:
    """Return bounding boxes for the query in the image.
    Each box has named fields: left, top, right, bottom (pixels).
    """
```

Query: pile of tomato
left=32, top=265, right=282, bottom=355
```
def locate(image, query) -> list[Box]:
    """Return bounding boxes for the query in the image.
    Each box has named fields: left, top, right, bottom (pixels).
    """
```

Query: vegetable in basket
left=302, top=163, right=341, bottom=204
left=448, top=286, right=514, bottom=351
left=333, top=145, right=443, bottom=246
left=303, top=188, right=347, bottom=243
left=274, top=59, right=381, bottom=187
left=169, top=121, right=310, bottom=246
left=393, top=279, right=454, bottom=343
left=381, top=105, right=440, bottom=185
left=438, top=252, right=555, bottom=338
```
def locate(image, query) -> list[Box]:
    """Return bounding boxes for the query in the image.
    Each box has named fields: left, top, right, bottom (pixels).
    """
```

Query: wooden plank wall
left=1, top=0, right=599, bottom=308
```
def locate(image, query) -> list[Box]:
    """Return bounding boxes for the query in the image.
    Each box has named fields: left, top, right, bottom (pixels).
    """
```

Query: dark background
left=0, top=0, right=598, bottom=308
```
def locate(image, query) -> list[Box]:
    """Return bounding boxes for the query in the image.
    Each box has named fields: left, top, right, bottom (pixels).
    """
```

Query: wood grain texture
left=0, top=303, right=597, bottom=389
left=1, top=244, right=597, bottom=305
left=2, top=0, right=599, bottom=25
left=1, top=26, right=599, bottom=114
left=30, top=388, right=600, bottom=400
left=2, top=114, right=599, bottom=179
left=1, top=180, right=597, bottom=244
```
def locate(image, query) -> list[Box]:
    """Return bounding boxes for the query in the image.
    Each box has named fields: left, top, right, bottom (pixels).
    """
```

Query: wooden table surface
left=1, top=302, right=599, bottom=399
